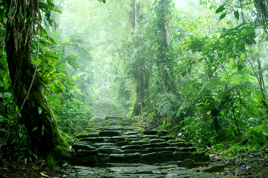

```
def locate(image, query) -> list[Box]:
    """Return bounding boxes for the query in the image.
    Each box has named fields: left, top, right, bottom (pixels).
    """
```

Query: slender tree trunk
left=5, top=0, right=67, bottom=165
left=156, top=0, right=171, bottom=93
left=132, top=0, right=146, bottom=116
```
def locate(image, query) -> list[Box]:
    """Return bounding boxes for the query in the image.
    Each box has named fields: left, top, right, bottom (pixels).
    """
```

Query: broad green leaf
left=38, top=107, right=42, bottom=114
left=32, top=126, right=38, bottom=132
left=219, top=13, right=226, bottom=21
left=49, top=26, right=52, bottom=33
left=216, top=5, right=225, bottom=14
left=19, top=147, right=28, bottom=151
left=17, top=155, right=24, bottom=162
left=195, top=103, right=204, bottom=107
left=32, top=153, right=38, bottom=159
left=171, top=125, right=179, bottom=131
left=234, top=10, right=239, bottom=20
left=165, top=123, right=171, bottom=128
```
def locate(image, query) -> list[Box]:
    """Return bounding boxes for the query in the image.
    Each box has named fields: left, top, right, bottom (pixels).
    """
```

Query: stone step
left=72, top=142, right=97, bottom=151
left=99, top=131, right=121, bottom=137
left=99, top=146, right=124, bottom=154
left=124, top=149, right=148, bottom=154
left=143, top=130, right=158, bottom=135
left=145, top=147, right=178, bottom=152
left=123, top=131, right=139, bottom=135
left=75, top=133, right=99, bottom=139
left=109, top=153, right=142, bottom=163
left=72, top=110, right=209, bottom=168
left=122, top=145, right=143, bottom=150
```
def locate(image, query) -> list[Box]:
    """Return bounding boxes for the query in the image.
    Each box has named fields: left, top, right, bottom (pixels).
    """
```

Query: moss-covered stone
left=191, top=151, right=210, bottom=162
left=72, top=142, right=96, bottom=151
left=46, top=145, right=69, bottom=167
left=173, top=152, right=192, bottom=161
left=99, top=131, right=121, bottom=137
left=75, top=133, right=99, bottom=138
left=109, top=153, right=142, bottom=163
left=70, top=155, right=98, bottom=166
left=104, top=116, right=123, bottom=120
left=142, top=151, right=173, bottom=163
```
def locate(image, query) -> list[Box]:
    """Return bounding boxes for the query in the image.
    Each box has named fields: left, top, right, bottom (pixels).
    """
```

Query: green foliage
left=0, top=0, right=95, bottom=162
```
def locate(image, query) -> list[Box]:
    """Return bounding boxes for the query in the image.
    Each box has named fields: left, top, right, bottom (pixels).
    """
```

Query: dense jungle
left=1, top=0, right=268, bottom=177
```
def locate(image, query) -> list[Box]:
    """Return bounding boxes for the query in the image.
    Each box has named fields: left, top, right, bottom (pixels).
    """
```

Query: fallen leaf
left=40, top=172, right=49, bottom=177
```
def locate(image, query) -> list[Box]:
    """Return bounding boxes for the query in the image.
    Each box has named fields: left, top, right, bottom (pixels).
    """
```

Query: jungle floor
left=1, top=151, right=268, bottom=178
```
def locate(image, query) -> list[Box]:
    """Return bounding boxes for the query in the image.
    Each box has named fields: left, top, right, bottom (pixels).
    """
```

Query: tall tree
left=4, top=0, right=67, bottom=164
left=155, top=0, right=172, bottom=93
left=131, top=0, right=150, bottom=116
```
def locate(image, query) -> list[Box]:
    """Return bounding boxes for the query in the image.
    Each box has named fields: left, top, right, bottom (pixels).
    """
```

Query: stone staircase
left=70, top=116, right=209, bottom=167
left=68, top=88, right=213, bottom=177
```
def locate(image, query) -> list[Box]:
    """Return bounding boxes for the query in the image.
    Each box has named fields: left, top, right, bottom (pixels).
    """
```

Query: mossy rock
left=173, top=152, right=192, bottom=161
left=142, top=151, right=173, bottom=163
left=72, top=142, right=96, bottom=151
left=75, top=133, right=99, bottom=139
left=109, top=153, right=142, bottom=163
left=191, top=151, right=210, bottom=162
left=70, top=155, right=98, bottom=166
left=104, top=116, right=123, bottom=120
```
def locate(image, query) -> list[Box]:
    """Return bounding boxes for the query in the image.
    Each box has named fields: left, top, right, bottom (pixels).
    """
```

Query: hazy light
left=173, top=0, right=186, bottom=8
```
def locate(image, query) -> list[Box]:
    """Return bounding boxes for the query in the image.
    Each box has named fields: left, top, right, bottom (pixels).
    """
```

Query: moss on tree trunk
left=5, top=0, right=68, bottom=165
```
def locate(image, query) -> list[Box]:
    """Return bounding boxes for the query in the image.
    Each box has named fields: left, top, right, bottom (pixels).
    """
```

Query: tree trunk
left=156, top=0, right=171, bottom=93
left=131, top=0, right=147, bottom=116
left=5, top=0, right=67, bottom=165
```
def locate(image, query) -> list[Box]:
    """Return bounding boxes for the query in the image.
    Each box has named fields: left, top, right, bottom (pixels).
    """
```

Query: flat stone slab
left=93, top=143, right=115, bottom=147
left=122, top=145, right=142, bottom=150
left=109, top=153, right=142, bottom=163
left=131, top=140, right=149, bottom=145
left=125, top=137, right=140, bottom=141
left=99, top=131, right=121, bottom=137
left=105, top=136, right=125, bottom=143
left=143, top=142, right=170, bottom=148
left=104, top=127, right=132, bottom=131
left=150, top=139, right=165, bottom=143
left=106, top=163, right=146, bottom=167
left=75, top=133, right=99, bottom=138
left=72, top=142, right=96, bottom=151
left=170, top=142, right=193, bottom=147
left=142, top=151, right=173, bottom=163
left=143, top=131, right=158, bottom=135
left=125, top=135, right=140, bottom=138
left=141, top=135, right=159, bottom=139
left=124, top=149, right=147, bottom=153
left=116, top=141, right=130, bottom=146
left=123, top=131, right=139, bottom=135
left=99, top=146, right=124, bottom=154
left=80, top=137, right=104, bottom=143
left=146, top=147, right=177, bottom=152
